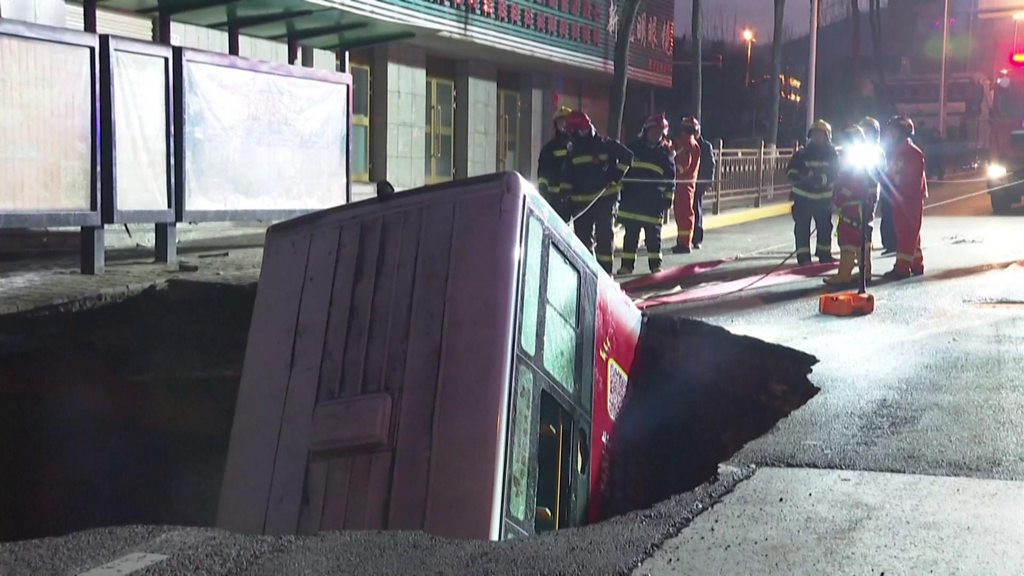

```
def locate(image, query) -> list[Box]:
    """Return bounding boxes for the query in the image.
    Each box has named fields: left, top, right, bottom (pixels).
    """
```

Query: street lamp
left=742, top=28, right=755, bottom=86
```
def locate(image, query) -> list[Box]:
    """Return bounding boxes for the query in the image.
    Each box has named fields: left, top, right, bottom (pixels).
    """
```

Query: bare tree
left=768, top=0, right=786, bottom=147
left=607, top=0, right=643, bottom=140
left=868, top=0, right=889, bottom=113
left=851, top=0, right=862, bottom=116
left=691, top=0, right=703, bottom=119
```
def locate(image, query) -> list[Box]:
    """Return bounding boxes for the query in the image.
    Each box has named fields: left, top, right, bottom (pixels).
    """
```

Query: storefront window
left=426, top=77, right=455, bottom=183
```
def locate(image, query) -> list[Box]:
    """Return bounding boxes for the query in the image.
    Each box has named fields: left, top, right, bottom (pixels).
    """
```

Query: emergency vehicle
left=217, top=172, right=642, bottom=541
left=986, top=67, right=1024, bottom=212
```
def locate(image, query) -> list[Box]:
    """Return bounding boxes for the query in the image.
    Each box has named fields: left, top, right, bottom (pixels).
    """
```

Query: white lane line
left=77, top=553, right=169, bottom=576
left=924, top=187, right=993, bottom=210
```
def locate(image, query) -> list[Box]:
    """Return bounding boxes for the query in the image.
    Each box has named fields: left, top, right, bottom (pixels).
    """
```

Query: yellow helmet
left=553, top=105, right=573, bottom=121
left=808, top=119, right=832, bottom=141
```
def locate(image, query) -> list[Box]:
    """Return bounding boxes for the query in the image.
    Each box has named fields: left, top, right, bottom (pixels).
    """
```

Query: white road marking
left=77, top=553, right=169, bottom=576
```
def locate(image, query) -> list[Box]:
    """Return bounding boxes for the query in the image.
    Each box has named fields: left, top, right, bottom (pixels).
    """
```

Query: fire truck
left=217, top=172, right=643, bottom=540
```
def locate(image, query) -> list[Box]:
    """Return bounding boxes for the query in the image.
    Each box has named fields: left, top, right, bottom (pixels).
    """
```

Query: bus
left=217, top=172, right=643, bottom=540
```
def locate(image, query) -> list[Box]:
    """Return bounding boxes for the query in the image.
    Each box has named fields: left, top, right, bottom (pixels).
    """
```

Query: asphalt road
left=635, top=175, right=1024, bottom=573
left=649, top=175, right=1024, bottom=481
left=3, top=175, right=1022, bottom=575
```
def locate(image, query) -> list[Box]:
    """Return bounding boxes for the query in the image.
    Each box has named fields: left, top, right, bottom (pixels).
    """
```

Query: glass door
left=497, top=89, right=520, bottom=172
left=502, top=212, right=596, bottom=539
left=425, top=77, right=454, bottom=184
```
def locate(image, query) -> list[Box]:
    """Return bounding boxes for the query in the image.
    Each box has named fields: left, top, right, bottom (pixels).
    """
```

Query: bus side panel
left=217, top=230, right=312, bottom=533
left=425, top=187, right=524, bottom=540
left=386, top=201, right=457, bottom=530
left=588, top=275, right=643, bottom=522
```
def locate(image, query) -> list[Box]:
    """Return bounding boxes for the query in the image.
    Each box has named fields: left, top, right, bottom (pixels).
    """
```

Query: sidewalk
left=615, top=201, right=792, bottom=246
left=0, top=200, right=791, bottom=317
left=0, top=234, right=265, bottom=316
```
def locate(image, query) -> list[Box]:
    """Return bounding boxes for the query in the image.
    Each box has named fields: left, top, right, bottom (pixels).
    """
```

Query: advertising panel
left=112, top=49, right=169, bottom=212
left=181, top=57, right=349, bottom=215
left=0, top=35, right=92, bottom=212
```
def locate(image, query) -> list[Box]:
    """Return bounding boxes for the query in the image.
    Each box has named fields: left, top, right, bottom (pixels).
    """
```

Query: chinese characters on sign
left=403, top=0, right=674, bottom=82
left=431, top=0, right=606, bottom=46
left=629, top=11, right=673, bottom=55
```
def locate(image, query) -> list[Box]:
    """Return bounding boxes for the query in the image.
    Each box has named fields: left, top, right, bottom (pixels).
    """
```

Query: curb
left=616, top=201, right=792, bottom=245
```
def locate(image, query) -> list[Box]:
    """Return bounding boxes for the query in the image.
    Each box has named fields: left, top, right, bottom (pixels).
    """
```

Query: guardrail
left=710, top=141, right=796, bottom=214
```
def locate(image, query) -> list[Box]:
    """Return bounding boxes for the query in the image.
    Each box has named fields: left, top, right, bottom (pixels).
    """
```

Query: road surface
left=635, top=176, right=1024, bottom=574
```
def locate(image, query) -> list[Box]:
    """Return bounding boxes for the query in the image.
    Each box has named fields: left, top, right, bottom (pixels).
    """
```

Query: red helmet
left=680, top=115, right=700, bottom=134
left=565, top=110, right=594, bottom=136
left=642, top=113, right=670, bottom=137
left=887, top=115, right=915, bottom=137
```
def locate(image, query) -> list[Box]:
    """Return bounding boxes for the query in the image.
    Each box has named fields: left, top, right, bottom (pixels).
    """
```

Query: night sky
left=675, top=0, right=816, bottom=41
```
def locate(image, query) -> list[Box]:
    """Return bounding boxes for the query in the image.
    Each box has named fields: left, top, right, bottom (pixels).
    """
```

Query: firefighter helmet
left=887, top=115, right=915, bottom=137
left=565, top=110, right=594, bottom=136
left=858, top=116, right=881, bottom=136
left=680, top=115, right=700, bottom=134
left=642, top=113, right=670, bottom=137
left=841, top=124, right=865, bottom=145
left=553, top=105, right=574, bottom=121
left=807, top=119, right=832, bottom=140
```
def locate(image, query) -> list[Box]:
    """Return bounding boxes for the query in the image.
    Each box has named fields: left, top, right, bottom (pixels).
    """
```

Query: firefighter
left=561, top=111, right=633, bottom=274
left=787, top=119, right=839, bottom=265
left=860, top=116, right=897, bottom=254
left=616, top=114, right=676, bottom=275
left=692, top=121, right=716, bottom=250
left=883, top=115, right=927, bottom=279
left=537, top=105, right=574, bottom=220
left=824, top=125, right=878, bottom=286
left=672, top=116, right=702, bottom=254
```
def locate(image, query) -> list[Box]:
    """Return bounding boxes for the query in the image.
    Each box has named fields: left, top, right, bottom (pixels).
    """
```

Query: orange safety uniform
left=887, top=137, right=927, bottom=276
left=672, top=133, right=700, bottom=249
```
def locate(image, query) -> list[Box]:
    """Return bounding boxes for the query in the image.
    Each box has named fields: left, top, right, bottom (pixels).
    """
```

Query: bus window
left=519, top=216, right=543, bottom=356
left=542, top=245, right=581, bottom=395
left=507, top=363, right=536, bottom=525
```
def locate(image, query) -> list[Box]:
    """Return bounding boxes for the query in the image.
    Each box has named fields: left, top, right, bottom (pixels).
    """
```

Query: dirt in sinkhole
left=0, top=281, right=256, bottom=542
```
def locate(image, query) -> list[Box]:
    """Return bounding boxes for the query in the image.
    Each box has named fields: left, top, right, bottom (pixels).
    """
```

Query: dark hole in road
left=0, top=281, right=818, bottom=543
left=598, top=315, right=820, bottom=520
left=0, top=281, right=256, bottom=542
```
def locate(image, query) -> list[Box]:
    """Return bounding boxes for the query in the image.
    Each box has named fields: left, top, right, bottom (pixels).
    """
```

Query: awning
left=95, top=0, right=417, bottom=51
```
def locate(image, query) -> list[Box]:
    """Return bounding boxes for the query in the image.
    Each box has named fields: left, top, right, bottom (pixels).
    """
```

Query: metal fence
left=709, top=141, right=796, bottom=214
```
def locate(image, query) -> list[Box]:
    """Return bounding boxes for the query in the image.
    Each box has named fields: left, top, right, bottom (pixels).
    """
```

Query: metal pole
left=807, top=0, right=818, bottom=131
left=1014, top=20, right=1019, bottom=52
left=939, top=0, right=950, bottom=137
left=714, top=138, right=724, bottom=215
left=756, top=140, right=765, bottom=208
left=745, top=39, right=752, bottom=86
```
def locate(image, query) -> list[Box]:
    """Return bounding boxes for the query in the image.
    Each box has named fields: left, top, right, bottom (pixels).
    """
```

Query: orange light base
left=819, top=292, right=875, bottom=316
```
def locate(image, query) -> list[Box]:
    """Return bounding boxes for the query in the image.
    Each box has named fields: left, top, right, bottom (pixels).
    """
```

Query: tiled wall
left=2, top=0, right=65, bottom=26
left=382, top=44, right=427, bottom=190
left=466, top=67, right=497, bottom=176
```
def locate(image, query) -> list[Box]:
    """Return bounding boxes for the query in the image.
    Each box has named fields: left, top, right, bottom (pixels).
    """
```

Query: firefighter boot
left=823, top=250, right=856, bottom=286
